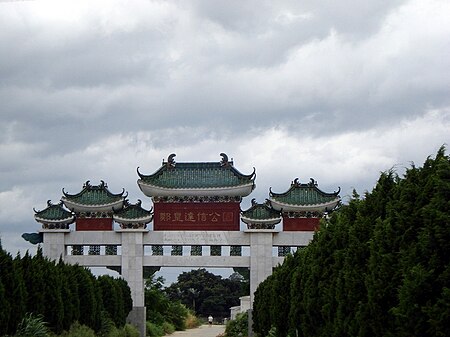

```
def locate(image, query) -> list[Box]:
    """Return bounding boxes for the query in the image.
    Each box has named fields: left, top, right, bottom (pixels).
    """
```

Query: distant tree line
left=0, top=246, right=132, bottom=336
left=164, top=268, right=249, bottom=320
left=253, top=147, right=450, bottom=337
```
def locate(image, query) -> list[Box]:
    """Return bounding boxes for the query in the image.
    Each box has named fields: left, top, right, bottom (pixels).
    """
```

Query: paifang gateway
left=31, top=153, right=341, bottom=234
left=25, top=153, right=341, bottom=337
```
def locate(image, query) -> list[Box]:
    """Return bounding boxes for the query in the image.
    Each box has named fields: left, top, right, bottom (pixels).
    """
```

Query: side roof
left=34, top=200, right=75, bottom=225
left=241, top=199, right=282, bottom=226
left=113, top=200, right=153, bottom=225
left=137, top=153, right=256, bottom=197
left=269, top=178, right=341, bottom=212
left=61, top=180, right=126, bottom=212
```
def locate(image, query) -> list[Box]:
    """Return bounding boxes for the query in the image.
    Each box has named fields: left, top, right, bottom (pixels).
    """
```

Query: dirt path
left=168, top=324, right=225, bottom=337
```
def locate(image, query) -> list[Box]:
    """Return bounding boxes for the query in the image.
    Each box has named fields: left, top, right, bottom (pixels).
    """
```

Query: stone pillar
left=248, top=230, right=275, bottom=307
left=41, top=230, right=68, bottom=261
left=120, top=230, right=146, bottom=337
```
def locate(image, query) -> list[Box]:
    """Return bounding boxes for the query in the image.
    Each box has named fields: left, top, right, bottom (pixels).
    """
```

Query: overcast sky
left=0, top=0, right=449, bottom=280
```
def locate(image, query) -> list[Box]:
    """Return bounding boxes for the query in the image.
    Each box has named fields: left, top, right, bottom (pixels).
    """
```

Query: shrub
left=146, top=322, right=164, bottom=337
left=120, top=324, right=140, bottom=337
left=62, top=321, right=96, bottom=337
left=225, top=312, right=248, bottom=337
left=15, top=313, right=49, bottom=337
left=162, top=321, right=175, bottom=334
left=185, top=311, right=201, bottom=329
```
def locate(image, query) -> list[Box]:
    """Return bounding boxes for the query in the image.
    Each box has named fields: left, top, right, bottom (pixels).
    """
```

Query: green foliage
left=146, top=322, right=164, bottom=337
left=0, top=245, right=133, bottom=336
left=253, top=147, right=450, bottom=337
left=225, top=312, right=248, bottom=337
left=98, top=275, right=128, bottom=328
left=61, top=322, right=96, bottom=337
left=145, top=274, right=189, bottom=331
left=118, top=324, right=140, bottom=337
left=162, top=321, right=175, bottom=334
left=0, top=249, right=27, bottom=335
left=15, top=313, right=49, bottom=337
left=165, top=268, right=248, bottom=320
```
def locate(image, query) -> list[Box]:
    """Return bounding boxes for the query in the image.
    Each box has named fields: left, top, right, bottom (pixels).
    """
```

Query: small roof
left=61, top=180, right=126, bottom=213
left=34, top=200, right=75, bottom=225
left=137, top=153, right=256, bottom=197
left=241, top=199, right=282, bottom=226
left=269, top=178, right=340, bottom=212
left=113, top=200, right=153, bottom=225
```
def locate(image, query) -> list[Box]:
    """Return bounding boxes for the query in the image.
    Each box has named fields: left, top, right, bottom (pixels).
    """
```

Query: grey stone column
left=41, top=230, right=69, bottom=261
left=248, top=230, right=275, bottom=307
left=120, top=230, right=146, bottom=337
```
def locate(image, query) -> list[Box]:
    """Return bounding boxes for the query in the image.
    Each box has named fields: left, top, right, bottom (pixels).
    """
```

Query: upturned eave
left=113, top=214, right=153, bottom=224
left=137, top=180, right=255, bottom=197
left=34, top=215, right=75, bottom=225
left=269, top=198, right=340, bottom=212
left=61, top=198, right=124, bottom=213
left=241, top=216, right=282, bottom=226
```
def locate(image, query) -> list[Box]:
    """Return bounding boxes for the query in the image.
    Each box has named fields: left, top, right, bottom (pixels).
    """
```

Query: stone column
left=120, top=230, right=146, bottom=337
left=248, top=229, right=275, bottom=307
left=41, top=230, right=69, bottom=261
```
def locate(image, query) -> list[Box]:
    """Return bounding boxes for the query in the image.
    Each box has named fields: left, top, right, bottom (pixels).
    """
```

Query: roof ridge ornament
left=167, top=153, right=176, bottom=168
left=309, top=178, right=317, bottom=187
left=220, top=153, right=230, bottom=166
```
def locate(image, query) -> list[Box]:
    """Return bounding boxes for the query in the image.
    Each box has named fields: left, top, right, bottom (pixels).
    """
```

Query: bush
left=15, top=313, right=49, bottom=337
left=119, top=324, right=140, bottom=337
left=225, top=312, right=248, bottom=337
left=185, top=311, right=201, bottom=329
left=146, top=322, right=164, bottom=337
left=165, top=302, right=188, bottom=331
left=162, top=321, right=175, bottom=334
left=62, top=321, right=96, bottom=337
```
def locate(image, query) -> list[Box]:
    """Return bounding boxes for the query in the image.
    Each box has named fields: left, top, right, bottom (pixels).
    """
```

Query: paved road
left=169, top=324, right=225, bottom=337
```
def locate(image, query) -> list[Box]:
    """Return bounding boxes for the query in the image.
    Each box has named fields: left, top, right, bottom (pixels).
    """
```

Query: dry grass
left=185, top=312, right=201, bottom=329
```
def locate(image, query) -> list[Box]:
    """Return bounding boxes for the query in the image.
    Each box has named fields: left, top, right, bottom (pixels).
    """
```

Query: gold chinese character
left=198, top=212, right=207, bottom=222
left=173, top=212, right=182, bottom=222
left=185, top=212, right=196, bottom=222
left=160, top=213, right=171, bottom=222
left=223, top=212, right=233, bottom=222
left=209, top=212, right=221, bottom=222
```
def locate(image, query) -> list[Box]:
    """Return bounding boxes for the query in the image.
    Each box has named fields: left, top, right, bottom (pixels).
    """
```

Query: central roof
left=137, top=153, right=256, bottom=197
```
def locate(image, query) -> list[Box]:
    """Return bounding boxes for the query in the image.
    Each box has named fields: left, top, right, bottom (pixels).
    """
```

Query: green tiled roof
left=34, top=201, right=74, bottom=221
left=241, top=199, right=281, bottom=220
left=137, top=153, right=255, bottom=189
left=114, top=200, right=152, bottom=219
left=62, top=180, right=125, bottom=205
left=270, top=178, right=340, bottom=205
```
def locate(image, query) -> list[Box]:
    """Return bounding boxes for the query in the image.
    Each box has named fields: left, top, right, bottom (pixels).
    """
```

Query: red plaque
left=154, top=202, right=240, bottom=230
left=282, top=217, right=320, bottom=231
left=76, top=218, right=113, bottom=231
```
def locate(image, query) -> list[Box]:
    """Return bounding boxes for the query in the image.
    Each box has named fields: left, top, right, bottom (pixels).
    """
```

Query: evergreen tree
left=253, top=148, right=450, bottom=337
left=42, top=259, right=64, bottom=333
left=0, top=268, right=11, bottom=336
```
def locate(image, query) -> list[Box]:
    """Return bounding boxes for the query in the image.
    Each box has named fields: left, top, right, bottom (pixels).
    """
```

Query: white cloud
left=0, top=0, right=448, bottom=262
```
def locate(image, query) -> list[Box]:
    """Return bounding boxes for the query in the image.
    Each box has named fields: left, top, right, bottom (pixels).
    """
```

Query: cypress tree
left=0, top=253, right=11, bottom=335
left=42, top=259, right=64, bottom=334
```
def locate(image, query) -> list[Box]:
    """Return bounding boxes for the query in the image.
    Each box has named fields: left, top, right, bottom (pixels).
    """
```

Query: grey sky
left=0, top=0, right=449, bottom=269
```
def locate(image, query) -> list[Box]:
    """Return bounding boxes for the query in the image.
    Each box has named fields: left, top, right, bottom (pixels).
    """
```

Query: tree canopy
left=0, top=245, right=133, bottom=335
left=253, top=146, right=450, bottom=337
left=165, top=268, right=249, bottom=320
